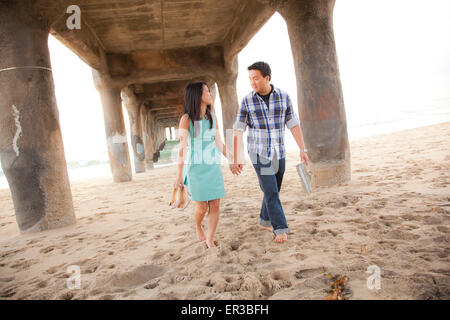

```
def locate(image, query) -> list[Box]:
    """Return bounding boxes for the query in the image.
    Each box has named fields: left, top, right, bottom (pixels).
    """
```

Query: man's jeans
left=250, top=152, right=289, bottom=236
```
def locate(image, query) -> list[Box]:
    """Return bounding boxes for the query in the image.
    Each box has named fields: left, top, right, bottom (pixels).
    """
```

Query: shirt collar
left=252, top=84, right=276, bottom=97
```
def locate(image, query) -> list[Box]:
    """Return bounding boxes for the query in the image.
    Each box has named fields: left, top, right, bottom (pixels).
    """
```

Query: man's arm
left=290, top=124, right=306, bottom=150
left=290, top=124, right=309, bottom=165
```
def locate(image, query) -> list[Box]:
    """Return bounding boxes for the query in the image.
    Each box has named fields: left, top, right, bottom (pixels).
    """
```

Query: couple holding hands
left=174, top=62, right=309, bottom=248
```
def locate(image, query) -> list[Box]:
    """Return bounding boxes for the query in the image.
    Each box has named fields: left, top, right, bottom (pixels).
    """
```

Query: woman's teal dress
left=182, top=113, right=225, bottom=201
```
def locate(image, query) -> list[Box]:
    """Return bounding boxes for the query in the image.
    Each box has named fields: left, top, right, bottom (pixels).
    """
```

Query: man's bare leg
left=260, top=226, right=274, bottom=232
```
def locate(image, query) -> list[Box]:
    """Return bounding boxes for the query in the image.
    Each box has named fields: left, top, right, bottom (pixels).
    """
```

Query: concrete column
left=150, top=111, right=158, bottom=163
left=217, top=58, right=239, bottom=141
left=122, top=88, right=145, bottom=173
left=92, top=70, right=132, bottom=182
left=210, top=84, right=216, bottom=111
left=206, top=81, right=217, bottom=112
left=275, top=0, right=351, bottom=186
left=144, top=109, right=154, bottom=169
left=0, top=2, right=76, bottom=233
left=153, top=124, right=163, bottom=162
left=159, top=126, right=164, bottom=147
left=159, top=125, right=166, bottom=151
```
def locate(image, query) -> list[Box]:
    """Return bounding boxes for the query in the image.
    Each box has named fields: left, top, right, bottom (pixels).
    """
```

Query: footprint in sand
left=311, top=210, right=324, bottom=216
left=423, top=215, right=444, bottom=225
left=44, top=263, right=66, bottom=275
left=35, top=280, right=48, bottom=289
left=58, top=291, right=74, bottom=300
left=294, top=267, right=327, bottom=280
left=9, top=259, right=36, bottom=270
left=436, top=226, right=449, bottom=233
left=384, top=229, right=420, bottom=241
left=144, top=281, right=159, bottom=289
left=0, top=248, right=26, bottom=259
left=0, top=286, right=16, bottom=298
left=169, top=237, right=185, bottom=244
left=0, top=276, right=14, bottom=284
left=327, top=229, right=338, bottom=237
left=105, top=264, right=166, bottom=288
left=40, top=246, right=55, bottom=254
left=291, top=253, right=307, bottom=260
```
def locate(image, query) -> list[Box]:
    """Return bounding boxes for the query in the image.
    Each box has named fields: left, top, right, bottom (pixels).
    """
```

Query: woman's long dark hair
left=183, top=82, right=213, bottom=137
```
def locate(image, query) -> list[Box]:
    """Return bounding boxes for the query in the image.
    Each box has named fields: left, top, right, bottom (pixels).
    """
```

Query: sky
left=47, top=0, right=450, bottom=163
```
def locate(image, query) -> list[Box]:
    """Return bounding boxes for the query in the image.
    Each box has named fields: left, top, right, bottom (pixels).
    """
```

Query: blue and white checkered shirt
left=233, top=85, right=300, bottom=160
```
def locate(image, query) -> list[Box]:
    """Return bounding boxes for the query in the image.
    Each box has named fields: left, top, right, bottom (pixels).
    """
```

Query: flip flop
left=169, top=186, right=181, bottom=209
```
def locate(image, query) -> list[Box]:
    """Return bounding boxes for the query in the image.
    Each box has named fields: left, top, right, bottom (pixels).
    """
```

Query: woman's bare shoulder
left=179, top=113, right=190, bottom=129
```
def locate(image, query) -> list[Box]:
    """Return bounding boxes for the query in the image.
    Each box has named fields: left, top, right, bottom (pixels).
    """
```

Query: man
left=230, top=61, right=309, bottom=243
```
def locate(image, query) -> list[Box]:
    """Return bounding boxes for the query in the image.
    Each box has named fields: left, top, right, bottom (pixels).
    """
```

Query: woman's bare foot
left=205, top=238, right=216, bottom=248
left=196, top=226, right=206, bottom=242
left=260, top=226, right=274, bottom=232
left=274, top=233, right=287, bottom=243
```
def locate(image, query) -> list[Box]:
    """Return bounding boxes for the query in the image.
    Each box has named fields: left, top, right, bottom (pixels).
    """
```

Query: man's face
left=249, top=69, right=270, bottom=94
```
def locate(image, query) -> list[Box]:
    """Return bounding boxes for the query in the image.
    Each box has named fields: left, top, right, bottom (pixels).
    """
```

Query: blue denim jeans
left=250, top=151, right=289, bottom=236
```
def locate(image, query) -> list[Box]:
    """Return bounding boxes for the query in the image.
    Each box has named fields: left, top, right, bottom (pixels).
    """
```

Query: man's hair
left=248, top=61, right=271, bottom=80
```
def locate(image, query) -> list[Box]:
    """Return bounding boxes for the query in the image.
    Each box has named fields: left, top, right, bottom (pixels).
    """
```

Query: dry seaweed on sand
left=325, top=274, right=353, bottom=300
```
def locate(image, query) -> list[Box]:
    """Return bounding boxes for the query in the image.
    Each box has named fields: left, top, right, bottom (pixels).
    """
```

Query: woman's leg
left=194, top=201, right=208, bottom=242
left=205, top=199, right=220, bottom=248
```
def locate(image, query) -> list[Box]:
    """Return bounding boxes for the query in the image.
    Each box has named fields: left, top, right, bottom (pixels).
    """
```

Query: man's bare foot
left=196, top=226, right=206, bottom=242
left=274, top=233, right=287, bottom=243
left=260, top=226, right=274, bottom=232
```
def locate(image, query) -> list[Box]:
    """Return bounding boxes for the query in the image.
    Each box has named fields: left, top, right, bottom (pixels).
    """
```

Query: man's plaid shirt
left=233, top=85, right=300, bottom=160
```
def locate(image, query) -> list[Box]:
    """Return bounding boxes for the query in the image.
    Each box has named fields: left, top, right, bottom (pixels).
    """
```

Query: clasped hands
left=229, top=163, right=243, bottom=176
left=225, top=148, right=243, bottom=176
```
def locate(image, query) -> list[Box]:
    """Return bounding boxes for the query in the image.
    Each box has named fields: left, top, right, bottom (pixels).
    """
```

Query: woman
left=174, top=82, right=231, bottom=248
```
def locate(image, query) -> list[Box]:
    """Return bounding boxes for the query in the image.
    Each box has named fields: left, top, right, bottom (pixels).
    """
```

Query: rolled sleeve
left=233, top=99, right=249, bottom=132
left=233, top=120, right=247, bottom=131
left=285, top=94, right=300, bottom=129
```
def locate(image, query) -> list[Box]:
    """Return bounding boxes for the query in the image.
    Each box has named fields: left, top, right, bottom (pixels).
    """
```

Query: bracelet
left=300, top=149, right=308, bottom=153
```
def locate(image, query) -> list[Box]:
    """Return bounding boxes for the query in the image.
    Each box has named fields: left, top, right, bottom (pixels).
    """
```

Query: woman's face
left=201, top=84, right=212, bottom=106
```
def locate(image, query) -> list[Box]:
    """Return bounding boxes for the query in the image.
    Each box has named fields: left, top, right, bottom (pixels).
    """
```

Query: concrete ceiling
left=79, top=0, right=243, bottom=53
left=48, top=0, right=274, bottom=124
left=50, top=0, right=275, bottom=75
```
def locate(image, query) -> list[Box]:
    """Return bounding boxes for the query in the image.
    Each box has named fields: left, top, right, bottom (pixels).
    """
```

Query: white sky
left=48, top=0, right=450, bottom=162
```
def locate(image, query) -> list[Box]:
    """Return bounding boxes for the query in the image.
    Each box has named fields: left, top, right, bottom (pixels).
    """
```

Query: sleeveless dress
left=182, top=113, right=226, bottom=201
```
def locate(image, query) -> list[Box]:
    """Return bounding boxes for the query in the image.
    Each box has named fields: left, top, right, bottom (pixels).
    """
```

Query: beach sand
left=0, top=122, right=449, bottom=300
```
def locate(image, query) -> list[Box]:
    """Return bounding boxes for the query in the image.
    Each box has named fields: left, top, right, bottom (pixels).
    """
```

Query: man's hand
left=300, top=152, right=310, bottom=166
left=229, top=163, right=243, bottom=175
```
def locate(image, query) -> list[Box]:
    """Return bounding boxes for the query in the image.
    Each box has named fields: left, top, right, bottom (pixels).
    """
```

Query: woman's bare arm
left=213, top=113, right=233, bottom=161
left=176, top=114, right=190, bottom=181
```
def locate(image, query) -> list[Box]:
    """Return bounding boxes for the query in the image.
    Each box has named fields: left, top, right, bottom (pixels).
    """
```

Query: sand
left=0, top=122, right=449, bottom=300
